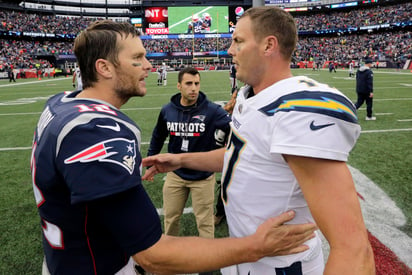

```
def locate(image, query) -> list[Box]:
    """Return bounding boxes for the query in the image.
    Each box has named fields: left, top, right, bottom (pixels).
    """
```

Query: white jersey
left=74, top=67, right=83, bottom=90
left=221, top=76, right=360, bottom=274
left=161, top=65, right=167, bottom=79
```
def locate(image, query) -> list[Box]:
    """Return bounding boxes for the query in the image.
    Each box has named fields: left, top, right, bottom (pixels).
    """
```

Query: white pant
left=221, top=251, right=324, bottom=275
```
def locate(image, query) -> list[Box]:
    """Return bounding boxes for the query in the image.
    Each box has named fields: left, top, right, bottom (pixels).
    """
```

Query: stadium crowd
left=0, top=10, right=96, bottom=35
left=1, top=2, right=411, bottom=72
left=295, top=31, right=412, bottom=66
left=294, top=2, right=411, bottom=32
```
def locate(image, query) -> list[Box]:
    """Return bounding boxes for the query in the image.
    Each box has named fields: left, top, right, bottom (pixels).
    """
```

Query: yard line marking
left=398, top=119, right=412, bottom=122
left=375, top=98, right=412, bottom=101
left=0, top=78, right=68, bottom=88
left=0, top=112, right=42, bottom=116
left=0, top=108, right=161, bottom=115
left=361, top=128, right=412, bottom=133
left=375, top=113, right=393, bottom=115
left=0, top=147, right=32, bottom=151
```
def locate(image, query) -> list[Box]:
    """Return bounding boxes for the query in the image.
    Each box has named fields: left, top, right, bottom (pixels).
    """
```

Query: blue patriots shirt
left=147, top=91, right=231, bottom=181
left=30, top=91, right=162, bottom=274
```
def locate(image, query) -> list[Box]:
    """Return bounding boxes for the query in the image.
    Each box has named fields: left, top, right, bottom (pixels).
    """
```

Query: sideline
left=0, top=77, right=68, bottom=88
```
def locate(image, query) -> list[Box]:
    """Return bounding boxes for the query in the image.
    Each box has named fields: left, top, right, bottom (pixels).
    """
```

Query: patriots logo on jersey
left=192, top=115, right=206, bottom=122
left=64, top=138, right=136, bottom=174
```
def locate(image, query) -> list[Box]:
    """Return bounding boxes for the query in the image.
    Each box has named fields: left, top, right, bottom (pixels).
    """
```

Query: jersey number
left=31, top=141, right=64, bottom=249
left=221, top=132, right=245, bottom=203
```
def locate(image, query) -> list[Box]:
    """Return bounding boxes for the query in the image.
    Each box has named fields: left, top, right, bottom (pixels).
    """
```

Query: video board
left=168, top=6, right=228, bottom=34
left=144, top=6, right=251, bottom=34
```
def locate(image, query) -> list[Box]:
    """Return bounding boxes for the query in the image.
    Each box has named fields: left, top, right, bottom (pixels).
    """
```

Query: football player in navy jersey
left=202, top=12, right=212, bottom=32
left=31, top=20, right=317, bottom=275
left=143, top=7, right=375, bottom=275
left=187, top=14, right=205, bottom=34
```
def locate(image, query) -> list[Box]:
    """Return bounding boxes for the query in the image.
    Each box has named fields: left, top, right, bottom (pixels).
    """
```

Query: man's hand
left=72, top=83, right=75, bottom=88
left=223, top=90, right=237, bottom=114
left=142, top=153, right=182, bottom=181
left=249, top=211, right=317, bottom=260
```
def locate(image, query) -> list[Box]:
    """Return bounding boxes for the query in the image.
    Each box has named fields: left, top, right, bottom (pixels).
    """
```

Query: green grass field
left=0, top=68, right=411, bottom=274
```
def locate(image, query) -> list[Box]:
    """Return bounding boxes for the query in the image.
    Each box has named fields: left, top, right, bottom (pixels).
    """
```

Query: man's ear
left=264, top=35, right=278, bottom=56
left=95, top=58, right=113, bottom=79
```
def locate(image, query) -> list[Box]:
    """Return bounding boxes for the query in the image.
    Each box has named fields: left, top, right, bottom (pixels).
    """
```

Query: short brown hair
left=178, top=67, right=200, bottom=83
left=243, top=7, right=297, bottom=60
left=73, top=20, right=140, bottom=89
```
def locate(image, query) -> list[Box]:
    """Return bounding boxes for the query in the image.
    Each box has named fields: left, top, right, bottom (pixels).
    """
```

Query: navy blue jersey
left=31, top=91, right=162, bottom=274
left=187, top=20, right=205, bottom=33
left=147, top=91, right=231, bottom=181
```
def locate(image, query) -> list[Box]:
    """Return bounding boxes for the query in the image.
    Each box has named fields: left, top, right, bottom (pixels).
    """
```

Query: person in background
left=147, top=67, right=231, bottom=241
left=72, top=65, right=83, bottom=90
left=328, top=61, right=336, bottom=73
left=31, top=20, right=317, bottom=275
left=143, top=7, right=375, bottom=275
left=161, top=62, right=167, bottom=86
left=349, top=61, right=355, bottom=77
left=229, top=62, right=238, bottom=94
left=156, top=65, right=163, bottom=86
left=8, top=66, right=16, bottom=82
left=355, top=59, right=376, bottom=120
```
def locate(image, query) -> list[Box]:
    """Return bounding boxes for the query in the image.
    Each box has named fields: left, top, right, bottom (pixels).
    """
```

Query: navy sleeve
left=214, top=105, right=232, bottom=135
left=89, top=184, right=162, bottom=256
left=147, top=109, right=169, bottom=156
left=368, top=71, right=374, bottom=93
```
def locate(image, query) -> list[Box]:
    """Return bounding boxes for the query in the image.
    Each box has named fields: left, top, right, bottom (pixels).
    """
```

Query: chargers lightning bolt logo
left=64, top=138, right=136, bottom=174
left=259, top=91, right=358, bottom=123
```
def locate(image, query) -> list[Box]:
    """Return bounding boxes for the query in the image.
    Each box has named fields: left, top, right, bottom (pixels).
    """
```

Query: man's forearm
left=179, top=148, right=225, bottom=172
left=135, top=234, right=257, bottom=274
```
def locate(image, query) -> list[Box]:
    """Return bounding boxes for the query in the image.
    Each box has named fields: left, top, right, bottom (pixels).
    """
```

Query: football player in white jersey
left=143, top=6, right=375, bottom=275
left=72, top=65, right=83, bottom=90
